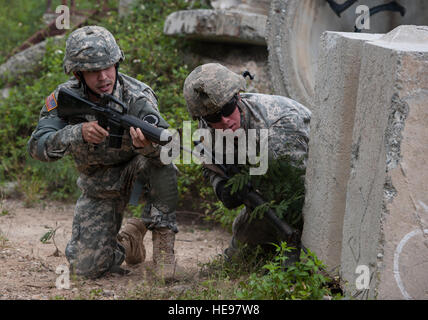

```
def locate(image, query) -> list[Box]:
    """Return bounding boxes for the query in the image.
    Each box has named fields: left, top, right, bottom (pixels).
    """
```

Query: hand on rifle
left=82, top=121, right=109, bottom=144
left=130, top=127, right=152, bottom=148
left=215, top=180, right=249, bottom=209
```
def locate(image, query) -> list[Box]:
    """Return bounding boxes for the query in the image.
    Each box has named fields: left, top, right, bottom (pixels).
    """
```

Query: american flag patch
left=45, top=93, right=58, bottom=112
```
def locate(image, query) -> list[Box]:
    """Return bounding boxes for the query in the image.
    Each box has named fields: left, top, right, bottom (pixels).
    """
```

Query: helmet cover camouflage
left=63, top=25, right=124, bottom=74
left=183, top=63, right=246, bottom=118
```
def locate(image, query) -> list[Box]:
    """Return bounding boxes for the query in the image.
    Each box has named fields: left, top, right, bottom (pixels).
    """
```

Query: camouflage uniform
left=27, top=26, right=178, bottom=278
left=184, top=63, right=311, bottom=258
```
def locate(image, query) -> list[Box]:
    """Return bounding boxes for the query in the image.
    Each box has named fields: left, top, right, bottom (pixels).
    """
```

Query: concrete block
left=211, top=0, right=241, bottom=10
left=0, top=36, right=64, bottom=82
left=341, top=26, right=428, bottom=299
left=163, top=9, right=267, bottom=45
left=211, top=0, right=271, bottom=15
left=302, top=31, right=382, bottom=274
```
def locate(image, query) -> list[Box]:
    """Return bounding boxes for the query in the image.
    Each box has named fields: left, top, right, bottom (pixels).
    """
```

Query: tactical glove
left=215, top=180, right=248, bottom=209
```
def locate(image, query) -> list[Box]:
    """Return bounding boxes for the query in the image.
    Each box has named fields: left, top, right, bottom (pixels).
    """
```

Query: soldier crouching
left=27, top=26, right=180, bottom=280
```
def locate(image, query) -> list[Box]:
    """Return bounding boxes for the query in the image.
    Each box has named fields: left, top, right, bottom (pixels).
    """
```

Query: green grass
left=0, top=0, right=46, bottom=64
left=111, top=242, right=341, bottom=300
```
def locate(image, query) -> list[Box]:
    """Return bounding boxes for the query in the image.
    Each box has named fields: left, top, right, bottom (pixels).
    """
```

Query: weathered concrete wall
left=303, top=25, right=428, bottom=300
left=163, top=9, right=267, bottom=45
left=163, top=0, right=272, bottom=45
left=303, top=25, right=428, bottom=299
left=301, top=32, right=382, bottom=274
left=341, top=26, right=428, bottom=300
left=211, top=0, right=271, bottom=15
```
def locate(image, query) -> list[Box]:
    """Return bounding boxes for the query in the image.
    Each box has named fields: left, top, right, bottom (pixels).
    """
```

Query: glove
left=215, top=180, right=248, bottom=209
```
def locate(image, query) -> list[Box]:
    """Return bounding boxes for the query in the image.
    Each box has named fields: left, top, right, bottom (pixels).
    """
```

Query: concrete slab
left=341, top=25, right=428, bottom=299
left=163, top=9, right=267, bottom=45
left=211, top=0, right=271, bottom=15
left=302, top=31, right=382, bottom=274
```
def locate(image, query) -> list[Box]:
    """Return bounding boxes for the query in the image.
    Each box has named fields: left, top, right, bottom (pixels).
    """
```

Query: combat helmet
left=63, top=25, right=124, bottom=74
left=183, top=63, right=246, bottom=119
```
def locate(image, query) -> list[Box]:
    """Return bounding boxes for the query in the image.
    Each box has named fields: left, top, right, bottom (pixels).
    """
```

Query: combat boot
left=117, top=218, right=147, bottom=265
left=152, top=227, right=183, bottom=281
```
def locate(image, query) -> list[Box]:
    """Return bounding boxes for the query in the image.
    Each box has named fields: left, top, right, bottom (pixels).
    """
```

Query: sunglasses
left=202, top=97, right=238, bottom=123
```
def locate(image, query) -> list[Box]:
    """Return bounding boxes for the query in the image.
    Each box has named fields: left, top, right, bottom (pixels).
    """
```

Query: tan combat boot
left=117, top=218, right=147, bottom=265
left=152, top=227, right=183, bottom=281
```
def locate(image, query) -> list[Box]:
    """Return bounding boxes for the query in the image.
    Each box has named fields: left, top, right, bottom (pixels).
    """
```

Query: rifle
left=56, top=87, right=171, bottom=148
left=193, top=141, right=302, bottom=248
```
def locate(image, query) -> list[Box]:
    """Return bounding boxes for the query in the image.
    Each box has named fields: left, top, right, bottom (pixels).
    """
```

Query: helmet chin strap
left=77, top=63, right=120, bottom=99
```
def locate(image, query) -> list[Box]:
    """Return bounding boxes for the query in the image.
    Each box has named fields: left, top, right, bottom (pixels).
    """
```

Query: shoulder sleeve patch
left=45, top=93, right=58, bottom=112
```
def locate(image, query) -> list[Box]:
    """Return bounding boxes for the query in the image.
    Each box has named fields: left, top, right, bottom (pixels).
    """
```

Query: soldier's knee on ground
left=67, top=245, right=124, bottom=279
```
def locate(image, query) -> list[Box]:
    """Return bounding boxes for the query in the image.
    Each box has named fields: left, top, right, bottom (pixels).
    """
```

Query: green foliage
left=40, top=228, right=56, bottom=244
left=179, top=246, right=274, bottom=300
left=227, top=156, right=306, bottom=230
left=0, top=0, right=106, bottom=64
left=22, top=156, right=80, bottom=203
left=207, top=202, right=242, bottom=232
left=235, top=242, right=336, bottom=300
left=0, top=0, right=46, bottom=64
left=178, top=242, right=341, bottom=300
left=127, top=203, right=144, bottom=218
left=0, top=37, right=77, bottom=203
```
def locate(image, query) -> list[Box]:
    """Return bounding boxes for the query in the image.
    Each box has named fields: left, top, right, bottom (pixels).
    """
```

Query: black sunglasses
left=202, top=95, right=238, bottom=123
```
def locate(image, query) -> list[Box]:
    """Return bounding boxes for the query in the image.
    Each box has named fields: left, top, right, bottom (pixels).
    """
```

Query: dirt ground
left=0, top=199, right=231, bottom=300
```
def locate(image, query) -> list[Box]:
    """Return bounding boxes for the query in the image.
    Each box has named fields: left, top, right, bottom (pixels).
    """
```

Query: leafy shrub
left=226, top=156, right=306, bottom=230
left=206, top=202, right=243, bottom=232
left=235, top=242, right=336, bottom=300
left=0, top=0, right=46, bottom=64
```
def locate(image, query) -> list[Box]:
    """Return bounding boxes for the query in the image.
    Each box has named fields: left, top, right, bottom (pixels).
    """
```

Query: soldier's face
left=81, top=65, right=116, bottom=95
left=208, top=106, right=241, bottom=131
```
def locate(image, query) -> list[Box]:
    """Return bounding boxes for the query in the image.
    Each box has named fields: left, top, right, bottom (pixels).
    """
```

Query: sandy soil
left=0, top=199, right=230, bottom=300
